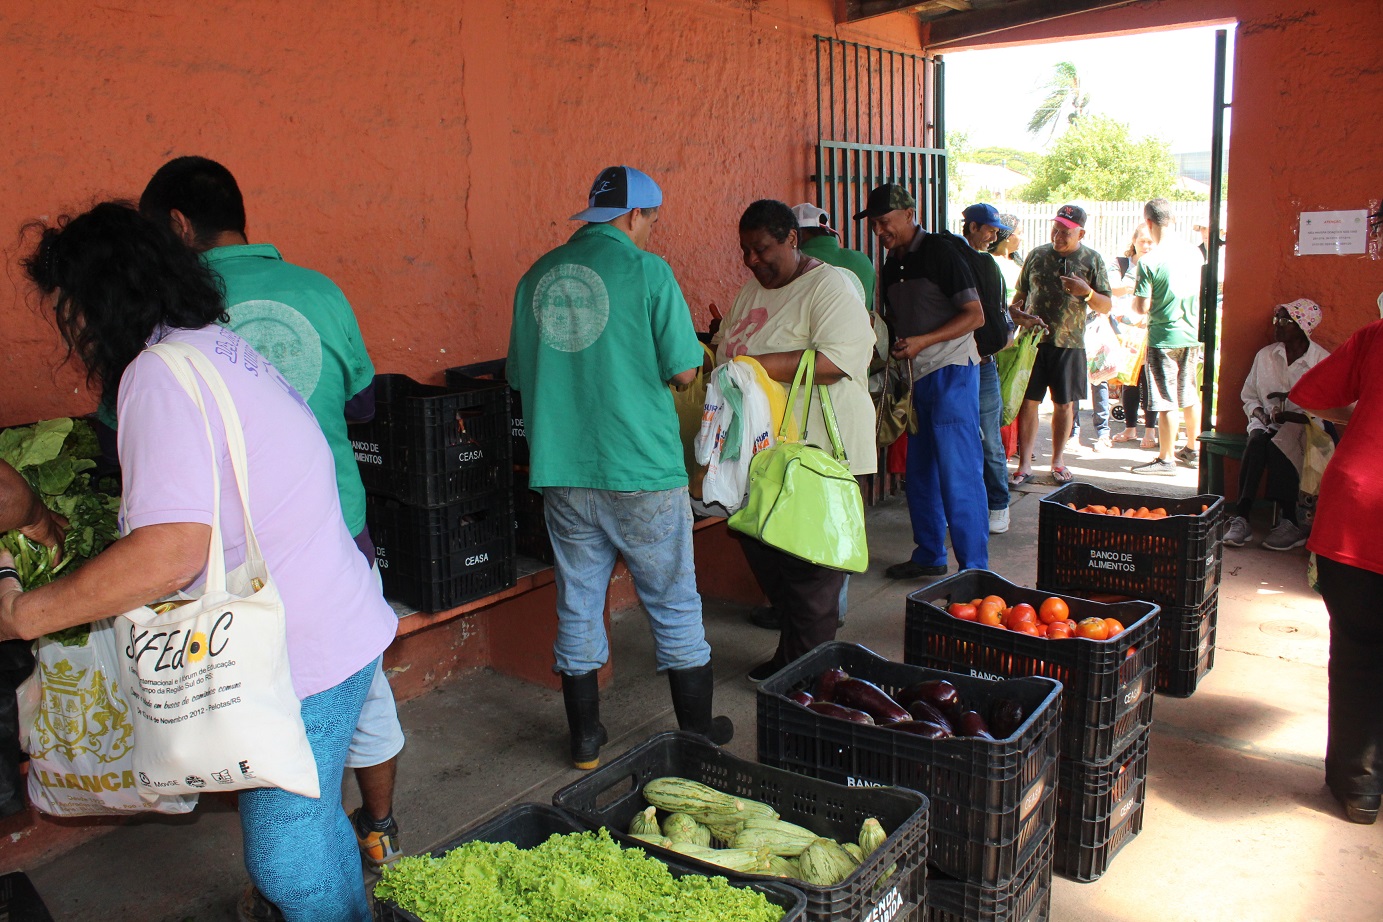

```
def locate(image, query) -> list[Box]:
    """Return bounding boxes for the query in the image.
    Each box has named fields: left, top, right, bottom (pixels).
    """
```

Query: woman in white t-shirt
left=715, top=200, right=876, bottom=682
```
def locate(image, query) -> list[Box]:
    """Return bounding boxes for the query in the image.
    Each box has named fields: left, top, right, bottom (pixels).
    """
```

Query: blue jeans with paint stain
left=905, top=363, right=989, bottom=571
left=978, top=359, right=1009, bottom=512
left=544, top=485, right=710, bottom=675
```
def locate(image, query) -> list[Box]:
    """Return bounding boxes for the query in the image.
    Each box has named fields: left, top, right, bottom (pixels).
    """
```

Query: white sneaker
left=1262, top=520, right=1307, bottom=551
left=1223, top=516, right=1252, bottom=547
left=989, top=507, right=1010, bottom=534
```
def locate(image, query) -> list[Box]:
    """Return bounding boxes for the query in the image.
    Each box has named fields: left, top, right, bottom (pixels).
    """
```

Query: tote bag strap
left=778, top=349, right=848, bottom=464
left=147, top=341, right=265, bottom=600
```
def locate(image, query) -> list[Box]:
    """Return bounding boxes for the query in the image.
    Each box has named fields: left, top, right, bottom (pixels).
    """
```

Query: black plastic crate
left=375, top=802, right=806, bottom=922
left=374, top=530, right=516, bottom=613
left=0, top=872, right=54, bottom=922
left=1156, top=591, right=1218, bottom=697
left=554, top=731, right=925, bottom=922
left=757, top=643, right=1060, bottom=887
left=905, top=570, right=1159, bottom=764
left=445, top=359, right=529, bottom=467
left=366, top=491, right=513, bottom=568
left=1037, top=483, right=1224, bottom=609
left=1053, top=729, right=1149, bottom=882
left=513, top=468, right=554, bottom=564
left=352, top=373, right=512, bottom=507
left=924, top=832, right=1052, bottom=922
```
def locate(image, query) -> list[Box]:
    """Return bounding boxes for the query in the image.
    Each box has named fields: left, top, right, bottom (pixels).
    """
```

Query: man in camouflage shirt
left=1009, top=204, right=1112, bottom=485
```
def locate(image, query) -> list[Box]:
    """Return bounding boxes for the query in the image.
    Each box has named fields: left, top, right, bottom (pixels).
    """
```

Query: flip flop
left=1111, top=430, right=1140, bottom=443
left=1010, top=471, right=1036, bottom=486
left=1051, top=466, right=1074, bottom=485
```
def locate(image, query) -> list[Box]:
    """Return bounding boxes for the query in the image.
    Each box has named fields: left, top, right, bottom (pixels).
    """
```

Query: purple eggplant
left=988, top=698, right=1026, bottom=740
left=897, top=679, right=964, bottom=720
left=888, top=719, right=953, bottom=740
left=833, top=678, right=911, bottom=724
left=787, top=690, right=814, bottom=708
left=955, top=710, right=994, bottom=739
left=816, top=667, right=849, bottom=701
left=808, top=701, right=875, bottom=724
left=905, top=699, right=954, bottom=733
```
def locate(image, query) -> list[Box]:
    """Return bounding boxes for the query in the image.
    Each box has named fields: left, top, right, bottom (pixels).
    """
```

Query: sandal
left=1139, top=434, right=1158, bottom=450
left=1010, top=471, right=1036, bottom=486
left=1051, top=466, right=1075, bottom=485
left=1111, top=430, right=1140, bottom=443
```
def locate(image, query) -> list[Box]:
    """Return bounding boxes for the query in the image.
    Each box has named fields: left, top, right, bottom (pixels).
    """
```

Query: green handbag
left=728, top=350, right=868, bottom=573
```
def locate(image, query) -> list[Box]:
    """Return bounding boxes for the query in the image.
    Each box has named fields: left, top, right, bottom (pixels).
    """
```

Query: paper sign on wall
left=1297, top=210, right=1368, bottom=256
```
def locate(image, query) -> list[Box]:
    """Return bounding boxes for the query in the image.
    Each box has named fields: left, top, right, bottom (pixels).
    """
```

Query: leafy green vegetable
left=0, top=418, right=119, bottom=593
left=374, top=828, right=784, bottom=922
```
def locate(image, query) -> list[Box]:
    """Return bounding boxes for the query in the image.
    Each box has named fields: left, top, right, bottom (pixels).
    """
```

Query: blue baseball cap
left=570, top=165, right=663, bottom=222
left=961, top=203, right=1013, bottom=232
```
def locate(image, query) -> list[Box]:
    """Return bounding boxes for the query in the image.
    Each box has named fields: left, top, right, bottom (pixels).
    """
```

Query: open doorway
left=939, top=25, right=1234, bottom=484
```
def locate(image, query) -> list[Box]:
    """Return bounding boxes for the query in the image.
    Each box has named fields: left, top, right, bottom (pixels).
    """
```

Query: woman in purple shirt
left=0, top=202, right=396, bottom=921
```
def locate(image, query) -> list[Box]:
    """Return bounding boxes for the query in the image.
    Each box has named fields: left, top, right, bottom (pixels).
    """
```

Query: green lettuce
left=374, top=828, right=784, bottom=922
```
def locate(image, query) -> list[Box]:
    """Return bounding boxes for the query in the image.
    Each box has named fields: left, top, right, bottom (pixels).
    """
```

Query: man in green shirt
left=508, top=166, right=732, bottom=771
left=138, top=158, right=406, bottom=893
left=792, top=203, right=876, bottom=310
left=1131, top=197, right=1206, bottom=475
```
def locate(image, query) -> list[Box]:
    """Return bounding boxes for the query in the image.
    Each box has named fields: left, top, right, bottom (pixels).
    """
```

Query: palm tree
left=1027, top=61, right=1091, bottom=142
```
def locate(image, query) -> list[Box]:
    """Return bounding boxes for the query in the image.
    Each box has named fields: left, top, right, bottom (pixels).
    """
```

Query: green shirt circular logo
left=532, top=264, right=609, bottom=353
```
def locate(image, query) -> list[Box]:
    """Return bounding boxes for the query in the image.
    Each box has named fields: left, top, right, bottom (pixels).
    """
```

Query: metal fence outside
left=947, top=200, right=1223, bottom=262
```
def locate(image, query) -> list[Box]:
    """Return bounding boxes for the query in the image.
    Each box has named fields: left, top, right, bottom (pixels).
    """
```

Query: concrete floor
left=24, top=418, right=1383, bottom=921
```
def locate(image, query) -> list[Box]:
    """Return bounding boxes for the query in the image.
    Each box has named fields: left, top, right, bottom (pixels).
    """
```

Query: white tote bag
left=19, top=622, right=198, bottom=816
left=114, top=342, right=320, bottom=799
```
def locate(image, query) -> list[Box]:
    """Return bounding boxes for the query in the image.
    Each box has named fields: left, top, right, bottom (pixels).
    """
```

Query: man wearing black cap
left=857, top=183, right=989, bottom=579
left=1009, top=204, right=1112, bottom=487
left=508, top=165, right=733, bottom=773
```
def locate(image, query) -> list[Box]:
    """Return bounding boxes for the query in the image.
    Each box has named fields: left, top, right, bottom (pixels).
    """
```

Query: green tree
left=944, top=130, right=968, bottom=200
left=970, top=146, right=1041, bottom=176
left=1017, top=115, right=1189, bottom=204
left=1027, top=61, right=1090, bottom=141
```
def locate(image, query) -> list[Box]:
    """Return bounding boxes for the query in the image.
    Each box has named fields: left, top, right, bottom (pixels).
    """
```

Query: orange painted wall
left=0, top=0, right=921, bottom=427
left=927, top=0, right=1383, bottom=432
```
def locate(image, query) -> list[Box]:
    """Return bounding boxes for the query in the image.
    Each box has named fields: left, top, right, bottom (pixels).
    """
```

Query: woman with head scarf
left=1223, top=298, right=1330, bottom=550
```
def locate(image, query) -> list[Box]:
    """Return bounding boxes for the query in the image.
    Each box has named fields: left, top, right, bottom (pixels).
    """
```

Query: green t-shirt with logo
left=507, top=222, right=702, bottom=491
left=205, top=244, right=375, bottom=535
left=1014, top=243, right=1111, bottom=349
left=1134, top=239, right=1204, bottom=349
left=801, top=234, right=877, bottom=311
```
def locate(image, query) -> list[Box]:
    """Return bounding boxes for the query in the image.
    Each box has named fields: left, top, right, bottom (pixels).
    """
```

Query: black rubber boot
left=561, top=671, right=608, bottom=770
left=667, top=663, right=735, bottom=745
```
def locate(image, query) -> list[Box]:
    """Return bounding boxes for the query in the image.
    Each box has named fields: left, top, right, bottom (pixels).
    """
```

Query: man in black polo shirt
left=859, top=184, right=988, bottom=579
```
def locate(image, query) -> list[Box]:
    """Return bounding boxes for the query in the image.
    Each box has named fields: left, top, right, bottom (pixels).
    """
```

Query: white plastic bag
left=1085, top=313, right=1125, bottom=383
left=19, top=621, right=197, bottom=816
left=696, top=363, right=774, bottom=514
left=114, top=343, right=320, bottom=799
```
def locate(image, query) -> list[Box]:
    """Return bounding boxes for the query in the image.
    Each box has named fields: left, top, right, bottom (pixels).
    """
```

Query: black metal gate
left=812, top=37, right=946, bottom=502
left=813, top=36, right=947, bottom=259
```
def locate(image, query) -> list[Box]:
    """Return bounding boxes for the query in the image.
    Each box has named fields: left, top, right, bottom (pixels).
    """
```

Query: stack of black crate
left=352, top=373, right=516, bottom=612
left=1035, top=483, right=1227, bottom=881
left=445, top=361, right=553, bottom=565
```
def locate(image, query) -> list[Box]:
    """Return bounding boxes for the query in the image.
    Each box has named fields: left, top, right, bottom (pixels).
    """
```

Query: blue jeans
left=1091, top=381, right=1110, bottom=439
left=905, top=364, right=989, bottom=570
left=240, top=658, right=376, bottom=922
left=544, top=485, right=710, bottom=675
left=978, top=360, right=1009, bottom=512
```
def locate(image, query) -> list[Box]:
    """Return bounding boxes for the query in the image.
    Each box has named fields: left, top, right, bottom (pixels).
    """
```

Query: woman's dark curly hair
left=22, top=201, right=227, bottom=402
left=739, top=199, right=799, bottom=243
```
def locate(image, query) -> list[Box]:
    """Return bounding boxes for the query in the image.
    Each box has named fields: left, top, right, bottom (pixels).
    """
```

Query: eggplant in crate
left=756, top=643, right=1061, bottom=889
left=374, top=802, right=807, bottom=922
left=554, top=730, right=927, bottom=922
left=905, top=570, right=1160, bottom=764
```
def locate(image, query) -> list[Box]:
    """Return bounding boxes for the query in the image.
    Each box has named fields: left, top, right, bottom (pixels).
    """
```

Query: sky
left=941, top=25, right=1236, bottom=156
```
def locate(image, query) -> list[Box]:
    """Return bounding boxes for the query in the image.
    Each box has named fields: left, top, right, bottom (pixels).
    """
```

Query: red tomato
left=1103, top=618, right=1125, bottom=638
left=1046, top=621, right=1074, bottom=639
left=1011, top=621, right=1040, bottom=637
left=948, top=603, right=978, bottom=621
left=978, top=606, right=1004, bottom=627
left=1006, top=603, right=1038, bottom=629
left=1075, top=617, right=1110, bottom=640
left=982, top=595, right=1008, bottom=610
left=1038, top=597, right=1070, bottom=624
